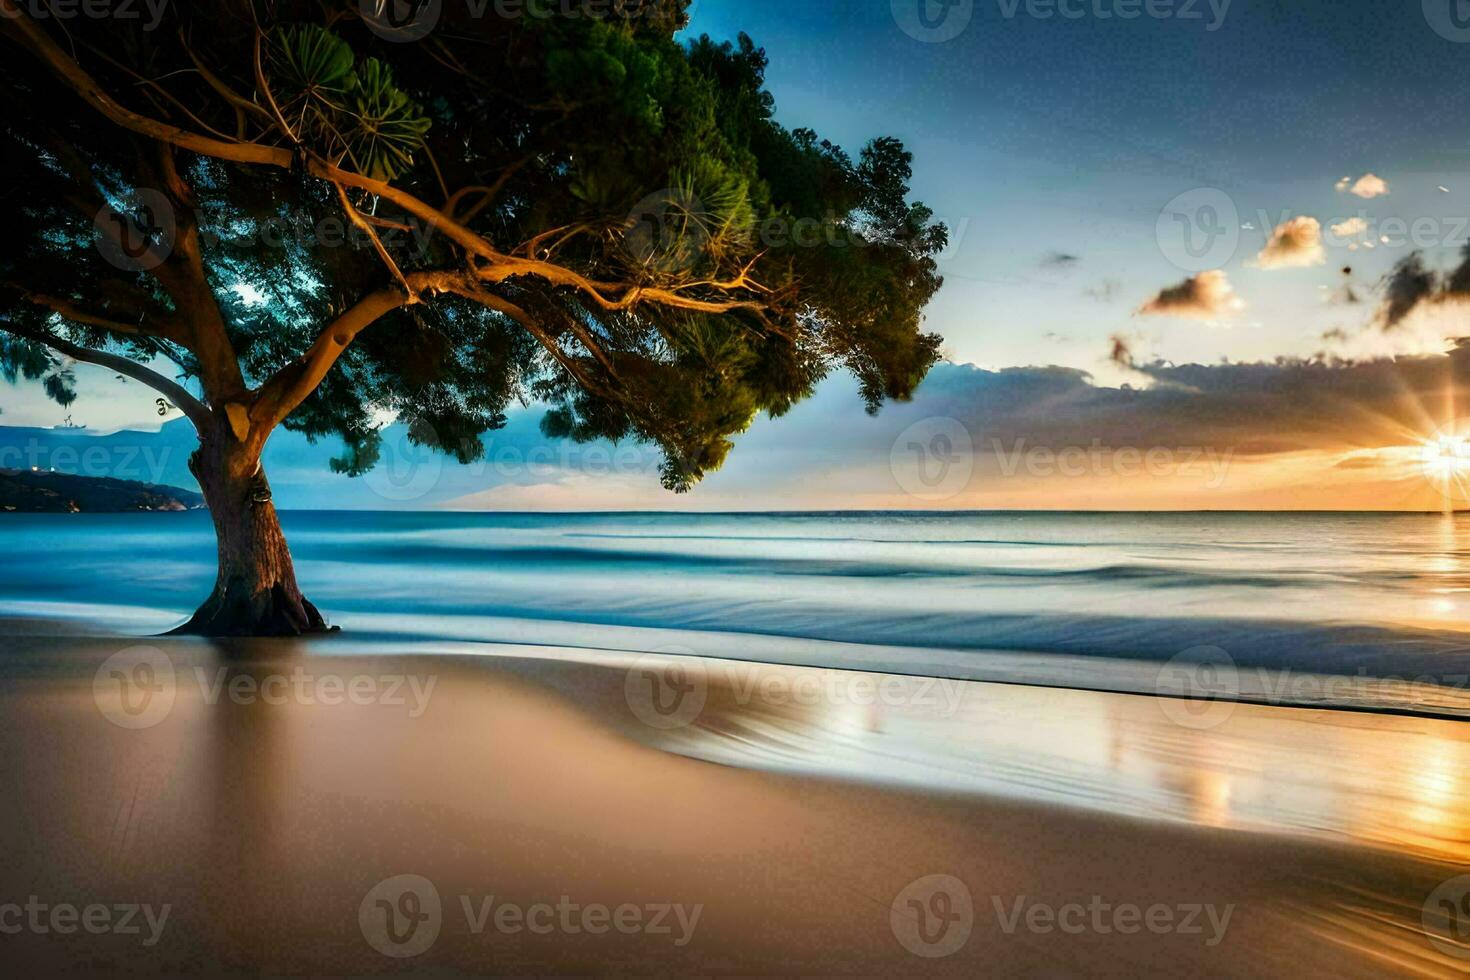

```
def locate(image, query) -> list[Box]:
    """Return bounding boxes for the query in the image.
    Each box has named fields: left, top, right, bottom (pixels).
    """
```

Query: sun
left=1421, top=433, right=1470, bottom=480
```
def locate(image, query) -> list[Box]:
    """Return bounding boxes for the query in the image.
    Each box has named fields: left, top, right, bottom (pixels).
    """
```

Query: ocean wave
left=7, top=510, right=1470, bottom=719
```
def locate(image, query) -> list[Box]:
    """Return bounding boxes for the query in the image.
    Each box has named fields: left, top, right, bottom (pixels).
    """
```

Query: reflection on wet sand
left=0, top=632, right=1467, bottom=974
left=601, top=652, right=1470, bottom=866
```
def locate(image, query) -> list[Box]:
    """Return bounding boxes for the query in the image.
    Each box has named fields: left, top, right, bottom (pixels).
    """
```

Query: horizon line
left=182, top=507, right=1470, bottom=516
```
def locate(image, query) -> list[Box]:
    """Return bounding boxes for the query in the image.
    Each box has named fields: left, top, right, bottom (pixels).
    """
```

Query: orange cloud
left=1336, top=173, right=1389, bottom=199
left=1329, top=216, right=1368, bottom=241
left=1138, top=270, right=1244, bottom=320
left=1255, top=216, right=1326, bottom=269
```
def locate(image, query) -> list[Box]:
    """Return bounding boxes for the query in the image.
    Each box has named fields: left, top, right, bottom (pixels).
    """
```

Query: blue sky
left=686, top=0, right=1470, bottom=371
left=7, top=0, right=1470, bottom=509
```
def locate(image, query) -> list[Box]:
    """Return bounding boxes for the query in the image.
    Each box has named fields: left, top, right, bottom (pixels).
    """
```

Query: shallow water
left=4, top=510, right=1470, bottom=973
left=5, top=510, right=1470, bottom=714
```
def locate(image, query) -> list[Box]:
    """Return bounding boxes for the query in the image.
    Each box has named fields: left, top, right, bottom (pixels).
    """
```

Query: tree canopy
left=0, top=0, right=946, bottom=492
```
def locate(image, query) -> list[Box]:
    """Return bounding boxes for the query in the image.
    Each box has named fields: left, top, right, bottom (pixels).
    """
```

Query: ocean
left=5, top=510, right=1470, bottom=717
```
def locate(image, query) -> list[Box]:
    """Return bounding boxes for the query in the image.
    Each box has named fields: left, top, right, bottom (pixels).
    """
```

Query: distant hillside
left=0, top=469, right=205, bottom=513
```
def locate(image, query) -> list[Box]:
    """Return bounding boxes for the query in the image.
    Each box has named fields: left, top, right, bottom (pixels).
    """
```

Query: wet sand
left=0, top=627, right=1467, bottom=975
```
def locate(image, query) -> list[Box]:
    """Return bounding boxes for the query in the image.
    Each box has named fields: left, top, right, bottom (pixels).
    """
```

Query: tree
left=0, top=0, right=947, bottom=635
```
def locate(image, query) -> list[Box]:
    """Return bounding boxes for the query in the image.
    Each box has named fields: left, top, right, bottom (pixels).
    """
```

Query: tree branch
left=333, top=180, right=412, bottom=294
left=1, top=3, right=776, bottom=433
left=442, top=283, right=619, bottom=403
left=4, top=7, right=772, bottom=320
left=179, top=29, right=274, bottom=137
left=2, top=322, right=212, bottom=430
left=0, top=2, right=292, bottom=168
left=251, top=271, right=464, bottom=430
left=6, top=284, right=183, bottom=342
left=443, top=157, right=528, bottom=222
left=252, top=271, right=621, bottom=429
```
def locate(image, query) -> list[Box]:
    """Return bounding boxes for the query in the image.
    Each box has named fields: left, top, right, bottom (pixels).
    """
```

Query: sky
left=7, top=0, right=1470, bottom=510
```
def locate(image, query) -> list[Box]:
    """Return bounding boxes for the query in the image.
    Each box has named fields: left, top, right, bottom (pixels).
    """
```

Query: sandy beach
left=10, top=0, right=1470, bottom=974
left=0, top=623, right=1466, bottom=976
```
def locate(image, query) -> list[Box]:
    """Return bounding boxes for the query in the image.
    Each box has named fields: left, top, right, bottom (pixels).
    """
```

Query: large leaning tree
left=0, top=0, right=947, bottom=635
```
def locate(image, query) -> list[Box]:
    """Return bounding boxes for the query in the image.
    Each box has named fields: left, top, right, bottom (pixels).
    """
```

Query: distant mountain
left=0, top=410, right=656, bottom=510
left=0, top=469, right=204, bottom=513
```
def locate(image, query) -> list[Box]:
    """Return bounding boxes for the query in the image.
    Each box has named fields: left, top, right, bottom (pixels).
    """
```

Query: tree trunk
left=170, top=430, right=332, bottom=637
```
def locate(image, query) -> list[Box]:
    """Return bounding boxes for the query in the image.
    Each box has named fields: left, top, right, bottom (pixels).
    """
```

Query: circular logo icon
left=1424, top=875, right=1470, bottom=959
left=93, top=645, right=176, bottom=730
left=365, top=420, right=445, bottom=502
left=1156, top=188, right=1241, bottom=273
left=361, top=0, right=442, bottom=42
left=94, top=189, right=176, bottom=272
left=1155, top=645, right=1239, bottom=730
left=890, top=874, right=973, bottom=958
left=624, top=188, right=709, bottom=274
left=890, top=417, right=974, bottom=501
left=891, top=0, right=974, bottom=43
left=624, top=649, right=708, bottom=731
left=1424, top=0, right=1470, bottom=42
left=359, top=874, right=442, bottom=958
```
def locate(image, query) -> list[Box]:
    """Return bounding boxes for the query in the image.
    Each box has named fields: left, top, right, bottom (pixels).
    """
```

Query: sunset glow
left=9, top=2, right=1470, bottom=975
left=1421, top=433, right=1470, bottom=481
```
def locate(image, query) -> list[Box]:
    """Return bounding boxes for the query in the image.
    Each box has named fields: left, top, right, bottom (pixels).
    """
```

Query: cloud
left=1137, top=270, right=1245, bottom=320
left=1353, top=247, right=1470, bottom=356
left=1354, top=295, right=1470, bottom=358
left=13, top=351, right=1470, bottom=511
left=1109, top=334, right=1134, bottom=367
left=688, top=359, right=1433, bottom=463
left=623, top=350, right=1470, bottom=468
left=1329, top=216, right=1368, bottom=240
left=1254, top=216, right=1326, bottom=269
left=1380, top=252, right=1440, bottom=329
left=453, top=348, right=1470, bottom=511
left=1040, top=251, right=1080, bottom=269
left=1337, top=173, right=1389, bottom=199
left=886, top=352, right=1466, bottom=464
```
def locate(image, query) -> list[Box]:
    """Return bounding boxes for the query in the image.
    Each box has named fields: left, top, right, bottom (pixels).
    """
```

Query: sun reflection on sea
left=652, top=656, right=1470, bottom=867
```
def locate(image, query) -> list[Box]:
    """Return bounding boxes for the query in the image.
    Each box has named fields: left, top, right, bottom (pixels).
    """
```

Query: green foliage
left=269, top=25, right=431, bottom=179
left=0, top=0, right=946, bottom=494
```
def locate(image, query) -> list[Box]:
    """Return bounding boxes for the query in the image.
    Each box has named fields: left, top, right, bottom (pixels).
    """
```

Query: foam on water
left=5, top=510, right=1470, bottom=716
